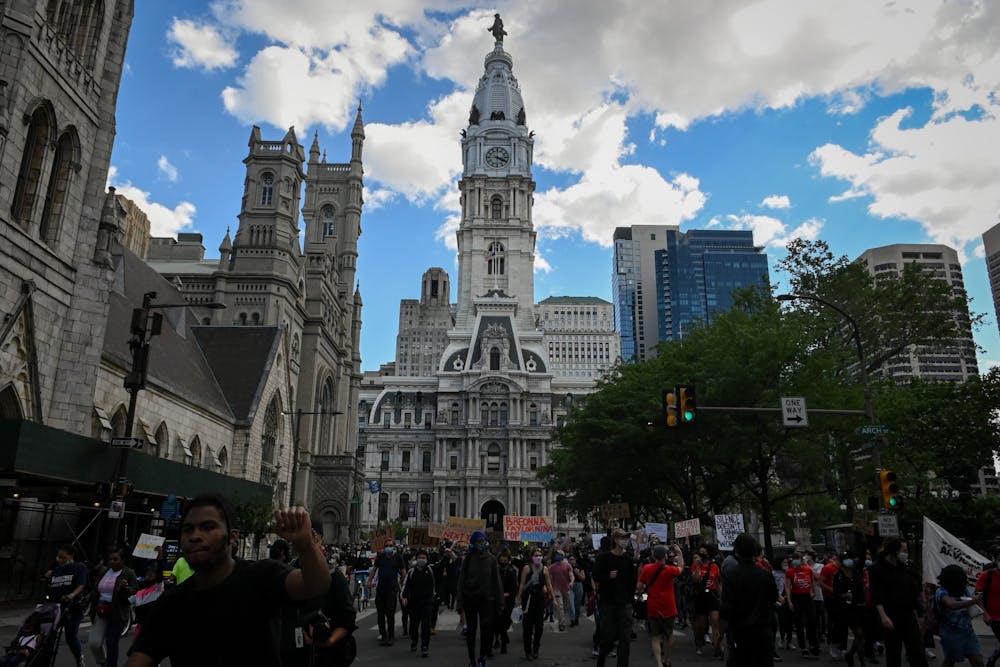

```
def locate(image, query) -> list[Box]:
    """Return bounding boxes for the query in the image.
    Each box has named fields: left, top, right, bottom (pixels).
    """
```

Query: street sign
left=878, top=514, right=900, bottom=537
left=781, top=397, right=808, bottom=427
left=858, top=424, right=891, bottom=436
left=110, top=437, right=144, bottom=449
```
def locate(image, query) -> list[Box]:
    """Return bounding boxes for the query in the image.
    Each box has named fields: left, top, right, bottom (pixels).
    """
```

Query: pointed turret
left=309, top=131, right=320, bottom=163
left=248, top=125, right=262, bottom=148
left=218, top=227, right=232, bottom=269
left=351, top=103, right=364, bottom=163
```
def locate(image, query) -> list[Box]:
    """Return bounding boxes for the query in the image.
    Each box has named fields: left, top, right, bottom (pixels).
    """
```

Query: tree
left=233, top=495, right=276, bottom=558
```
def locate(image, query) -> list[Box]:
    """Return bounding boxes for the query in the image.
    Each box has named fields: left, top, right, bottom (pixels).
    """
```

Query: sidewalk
left=0, top=599, right=92, bottom=630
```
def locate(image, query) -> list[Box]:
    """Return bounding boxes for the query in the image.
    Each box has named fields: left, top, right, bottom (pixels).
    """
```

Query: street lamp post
left=107, top=291, right=224, bottom=552
left=281, top=409, right=343, bottom=506
left=777, top=292, right=884, bottom=516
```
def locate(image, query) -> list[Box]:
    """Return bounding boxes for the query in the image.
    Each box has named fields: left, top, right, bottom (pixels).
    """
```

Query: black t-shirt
left=593, top=551, right=636, bottom=606
left=47, top=561, right=88, bottom=602
left=372, top=552, right=405, bottom=595
left=131, top=558, right=293, bottom=666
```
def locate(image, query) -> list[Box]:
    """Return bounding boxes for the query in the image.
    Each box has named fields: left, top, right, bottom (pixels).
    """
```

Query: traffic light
left=880, top=469, right=901, bottom=510
left=663, top=389, right=679, bottom=428
left=678, top=385, right=696, bottom=424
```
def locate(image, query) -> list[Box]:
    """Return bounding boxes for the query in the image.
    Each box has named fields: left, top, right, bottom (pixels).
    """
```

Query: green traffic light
left=889, top=496, right=899, bottom=507
left=683, top=410, right=695, bottom=422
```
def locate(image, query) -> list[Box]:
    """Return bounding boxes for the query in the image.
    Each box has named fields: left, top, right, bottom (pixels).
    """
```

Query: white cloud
left=534, top=252, right=552, bottom=273
left=760, top=195, right=791, bottom=209
left=973, top=243, right=986, bottom=259
left=811, top=108, right=1000, bottom=251
left=157, top=156, right=179, bottom=183
left=726, top=214, right=824, bottom=248
left=167, top=18, right=238, bottom=70
left=107, top=166, right=196, bottom=238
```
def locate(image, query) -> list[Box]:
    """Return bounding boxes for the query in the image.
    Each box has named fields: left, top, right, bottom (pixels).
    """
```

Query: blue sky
left=109, top=1, right=1000, bottom=371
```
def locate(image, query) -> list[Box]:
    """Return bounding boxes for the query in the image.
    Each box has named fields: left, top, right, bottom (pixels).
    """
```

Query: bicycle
left=353, top=569, right=370, bottom=611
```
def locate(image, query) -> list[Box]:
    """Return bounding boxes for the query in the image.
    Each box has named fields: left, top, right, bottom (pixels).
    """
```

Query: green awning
left=0, top=419, right=270, bottom=503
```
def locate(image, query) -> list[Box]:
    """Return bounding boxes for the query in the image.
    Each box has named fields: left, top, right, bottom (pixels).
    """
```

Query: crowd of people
left=10, top=496, right=1000, bottom=667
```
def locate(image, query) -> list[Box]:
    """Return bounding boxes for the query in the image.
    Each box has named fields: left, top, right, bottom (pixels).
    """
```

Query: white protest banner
left=922, top=516, right=990, bottom=586
left=714, top=514, right=745, bottom=551
left=674, top=518, right=701, bottom=539
left=592, top=533, right=606, bottom=550
left=132, top=533, right=166, bottom=560
left=504, top=515, right=554, bottom=542
left=644, top=522, right=669, bottom=542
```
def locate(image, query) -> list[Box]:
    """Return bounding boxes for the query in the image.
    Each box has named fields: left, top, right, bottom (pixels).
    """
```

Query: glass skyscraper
left=613, top=226, right=770, bottom=362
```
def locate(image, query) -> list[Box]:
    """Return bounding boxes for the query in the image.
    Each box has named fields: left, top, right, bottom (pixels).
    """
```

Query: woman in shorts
left=935, top=564, right=985, bottom=667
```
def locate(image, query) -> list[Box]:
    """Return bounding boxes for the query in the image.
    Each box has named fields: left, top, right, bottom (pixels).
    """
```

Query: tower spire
left=309, top=130, right=320, bottom=163
left=351, top=102, right=364, bottom=162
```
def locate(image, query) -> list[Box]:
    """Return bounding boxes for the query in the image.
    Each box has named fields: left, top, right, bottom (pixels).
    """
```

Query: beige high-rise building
left=116, top=193, right=151, bottom=257
left=396, top=268, right=454, bottom=377
left=856, top=244, right=978, bottom=382
left=982, top=222, right=1000, bottom=338
left=537, top=296, right=619, bottom=380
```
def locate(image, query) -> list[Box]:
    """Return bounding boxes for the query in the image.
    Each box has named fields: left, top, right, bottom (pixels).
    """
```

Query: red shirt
left=820, top=562, right=839, bottom=591
left=976, top=567, right=1000, bottom=619
left=788, top=566, right=814, bottom=595
left=693, top=562, right=720, bottom=591
left=639, top=562, right=682, bottom=618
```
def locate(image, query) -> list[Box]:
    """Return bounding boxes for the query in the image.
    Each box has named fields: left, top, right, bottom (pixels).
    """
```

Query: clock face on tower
left=485, top=146, right=510, bottom=168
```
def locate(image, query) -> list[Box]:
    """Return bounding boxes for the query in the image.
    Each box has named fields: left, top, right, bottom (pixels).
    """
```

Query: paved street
left=2, top=601, right=996, bottom=666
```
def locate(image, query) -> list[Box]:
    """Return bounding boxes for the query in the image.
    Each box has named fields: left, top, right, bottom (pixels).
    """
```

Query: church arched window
left=39, top=129, right=77, bottom=246
left=12, top=106, right=52, bottom=226
left=321, top=204, right=336, bottom=239
left=490, top=196, right=502, bottom=219
left=261, top=396, right=279, bottom=464
left=190, top=436, right=202, bottom=468
left=260, top=173, right=274, bottom=206
left=319, top=379, right=335, bottom=454
left=47, top=0, right=104, bottom=70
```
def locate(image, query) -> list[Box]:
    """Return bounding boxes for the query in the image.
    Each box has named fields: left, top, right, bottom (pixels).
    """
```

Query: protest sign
left=922, top=516, right=989, bottom=586
left=371, top=526, right=395, bottom=550
left=715, top=514, right=745, bottom=551
left=504, top=515, right=554, bottom=542
left=406, top=527, right=440, bottom=548
left=674, top=518, right=701, bottom=539
left=599, top=503, right=630, bottom=520
left=644, top=522, right=669, bottom=542
left=591, top=533, right=606, bottom=550
left=132, top=533, right=165, bottom=560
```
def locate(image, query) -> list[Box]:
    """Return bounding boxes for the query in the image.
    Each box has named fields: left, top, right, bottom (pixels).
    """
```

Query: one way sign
left=781, top=396, right=808, bottom=427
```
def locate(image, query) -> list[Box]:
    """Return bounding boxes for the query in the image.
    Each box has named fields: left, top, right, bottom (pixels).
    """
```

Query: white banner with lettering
left=922, top=516, right=989, bottom=585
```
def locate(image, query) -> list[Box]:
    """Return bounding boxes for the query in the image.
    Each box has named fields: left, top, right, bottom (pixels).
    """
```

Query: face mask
left=842, top=559, right=855, bottom=569
left=532, top=556, right=542, bottom=565
left=416, top=558, right=427, bottom=568
left=864, top=559, right=873, bottom=568
left=616, top=539, right=629, bottom=549
left=782, top=565, right=789, bottom=571
left=476, top=542, right=488, bottom=552
left=897, top=551, right=908, bottom=564
left=385, top=547, right=395, bottom=554
left=792, top=560, right=802, bottom=568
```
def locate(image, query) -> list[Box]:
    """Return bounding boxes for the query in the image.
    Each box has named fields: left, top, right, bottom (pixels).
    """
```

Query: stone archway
left=480, top=499, right=506, bottom=532
left=0, top=384, right=23, bottom=419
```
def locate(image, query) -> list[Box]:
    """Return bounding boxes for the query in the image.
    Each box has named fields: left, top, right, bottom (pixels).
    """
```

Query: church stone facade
left=358, top=25, right=616, bottom=535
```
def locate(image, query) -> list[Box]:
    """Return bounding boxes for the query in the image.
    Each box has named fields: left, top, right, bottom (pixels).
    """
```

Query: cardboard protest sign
left=674, top=518, right=701, bottom=539
left=644, top=522, right=669, bottom=542
left=714, top=514, right=745, bottom=551
left=503, top=515, right=554, bottom=542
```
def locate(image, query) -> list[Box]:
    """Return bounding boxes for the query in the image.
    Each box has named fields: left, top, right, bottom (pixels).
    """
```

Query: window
left=218, top=447, right=228, bottom=473
left=39, top=130, right=76, bottom=245
left=528, top=403, right=538, bottom=426
left=500, top=402, right=508, bottom=425
left=449, top=502, right=457, bottom=517
left=404, top=412, right=411, bottom=429
left=529, top=503, right=538, bottom=516
left=260, top=173, right=274, bottom=206
left=529, top=456, right=538, bottom=471
left=487, top=443, right=501, bottom=473
left=378, top=493, right=388, bottom=521
left=422, top=451, right=432, bottom=472
left=490, top=347, right=501, bottom=371
left=491, top=196, right=502, bottom=219
left=450, top=455, right=458, bottom=470
left=486, top=242, right=505, bottom=275
left=190, top=436, right=202, bottom=468
left=383, top=412, right=390, bottom=428
left=46, top=0, right=104, bottom=68
left=398, top=493, right=410, bottom=521
left=321, top=204, right=336, bottom=238
left=401, top=451, right=411, bottom=472
left=451, top=403, right=460, bottom=423
left=420, top=493, right=431, bottom=522
left=319, top=380, right=335, bottom=454
left=261, top=397, right=278, bottom=464
left=12, top=106, right=51, bottom=225
left=380, top=451, right=390, bottom=471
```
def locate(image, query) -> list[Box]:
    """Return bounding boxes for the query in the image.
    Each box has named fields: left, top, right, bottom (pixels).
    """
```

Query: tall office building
left=537, top=297, right=619, bottom=380
left=613, top=226, right=770, bottom=362
left=857, top=244, right=978, bottom=381
left=395, top=268, right=454, bottom=377
left=982, top=222, right=1000, bottom=337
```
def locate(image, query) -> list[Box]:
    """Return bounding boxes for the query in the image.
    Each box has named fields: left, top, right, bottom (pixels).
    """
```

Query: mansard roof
left=104, top=250, right=233, bottom=419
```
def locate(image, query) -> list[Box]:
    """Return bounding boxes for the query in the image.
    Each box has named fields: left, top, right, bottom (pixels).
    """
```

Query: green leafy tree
left=233, top=495, right=275, bottom=558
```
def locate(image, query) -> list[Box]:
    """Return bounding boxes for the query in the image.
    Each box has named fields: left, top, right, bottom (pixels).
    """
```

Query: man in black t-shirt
left=369, top=540, right=406, bottom=645
left=593, top=528, right=637, bottom=667
left=125, top=493, right=331, bottom=667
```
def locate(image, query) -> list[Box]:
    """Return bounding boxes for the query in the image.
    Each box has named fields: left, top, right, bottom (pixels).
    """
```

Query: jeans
left=596, top=601, right=632, bottom=667
left=572, top=582, right=585, bottom=623
left=791, top=593, right=819, bottom=653
left=63, top=605, right=84, bottom=659
left=461, top=595, right=495, bottom=664
left=376, top=591, right=397, bottom=641
left=89, top=614, right=125, bottom=666
left=523, top=589, right=545, bottom=656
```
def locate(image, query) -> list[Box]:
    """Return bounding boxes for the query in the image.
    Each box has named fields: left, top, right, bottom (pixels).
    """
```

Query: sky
left=108, top=0, right=1000, bottom=372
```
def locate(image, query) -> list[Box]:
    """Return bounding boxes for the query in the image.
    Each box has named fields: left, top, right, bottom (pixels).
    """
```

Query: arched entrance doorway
left=480, top=499, right=506, bottom=532
left=0, top=384, right=23, bottom=419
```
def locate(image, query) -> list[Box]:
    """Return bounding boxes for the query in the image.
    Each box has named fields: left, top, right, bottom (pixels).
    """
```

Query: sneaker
left=559, top=624, right=565, bottom=632
left=591, top=649, right=600, bottom=657
left=773, top=652, right=783, bottom=662
left=802, top=649, right=811, bottom=658
left=609, top=650, right=617, bottom=658
left=478, top=659, right=488, bottom=667
left=925, top=649, right=936, bottom=659
left=696, top=648, right=704, bottom=656
left=789, top=642, right=798, bottom=651
left=421, top=649, right=429, bottom=658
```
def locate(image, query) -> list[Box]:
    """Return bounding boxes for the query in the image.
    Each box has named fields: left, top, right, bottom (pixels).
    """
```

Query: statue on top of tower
left=488, top=13, right=507, bottom=43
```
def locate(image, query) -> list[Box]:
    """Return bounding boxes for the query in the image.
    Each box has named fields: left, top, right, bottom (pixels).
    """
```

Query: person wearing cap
left=593, top=528, right=637, bottom=667
left=456, top=531, right=504, bottom=667
left=636, top=543, right=684, bottom=667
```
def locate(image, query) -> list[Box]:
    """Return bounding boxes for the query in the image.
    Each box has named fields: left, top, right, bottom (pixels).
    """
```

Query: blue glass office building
left=613, top=226, right=769, bottom=362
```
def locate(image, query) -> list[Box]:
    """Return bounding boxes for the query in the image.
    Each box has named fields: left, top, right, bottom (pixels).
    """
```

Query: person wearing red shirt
left=975, top=547, right=1000, bottom=667
left=819, top=553, right=843, bottom=658
left=691, top=545, right=723, bottom=658
left=636, top=544, right=684, bottom=667
left=785, top=552, right=820, bottom=658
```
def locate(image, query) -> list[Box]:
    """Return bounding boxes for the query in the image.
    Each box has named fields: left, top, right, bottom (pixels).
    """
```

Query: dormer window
left=260, top=173, right=274, bottom=206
